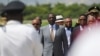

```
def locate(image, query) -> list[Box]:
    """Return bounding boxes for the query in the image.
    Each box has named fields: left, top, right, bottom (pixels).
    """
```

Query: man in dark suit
left=64, top=17, right=73, bottom=47
left=71, top=14, right=87, bottom=44
left=41, top=13, right=68, bottom=56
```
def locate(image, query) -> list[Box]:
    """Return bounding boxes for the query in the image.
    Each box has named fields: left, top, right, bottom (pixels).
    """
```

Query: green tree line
left=0, top=3, right=100, bottom=20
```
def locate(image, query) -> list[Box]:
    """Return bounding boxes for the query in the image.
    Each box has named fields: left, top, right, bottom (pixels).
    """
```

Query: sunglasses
left=32, top=23, right=40, bottom=25
left=79, top=19, right=86, bottom=21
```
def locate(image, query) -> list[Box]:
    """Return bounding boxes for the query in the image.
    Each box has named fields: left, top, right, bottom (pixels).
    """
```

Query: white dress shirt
left=80, top=26, right=84, bottom=31
left=65, top=27, right=71, bottom=47
left=0, top=20, right=43, bottom=56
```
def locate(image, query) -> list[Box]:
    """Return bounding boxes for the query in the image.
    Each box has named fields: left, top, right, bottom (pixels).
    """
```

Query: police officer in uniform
left=0, top=1, right=43, bottom=56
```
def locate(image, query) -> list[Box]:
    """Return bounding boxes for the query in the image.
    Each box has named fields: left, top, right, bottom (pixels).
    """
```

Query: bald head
left=47, top=13, right=56, bottom=25
left=64, top=18, right=72, bottom=27
left=64, top=18, right=72, bottom=21
left=32, top=19, right=41, bottom=30
left=35, top=16, right=42, bottom=24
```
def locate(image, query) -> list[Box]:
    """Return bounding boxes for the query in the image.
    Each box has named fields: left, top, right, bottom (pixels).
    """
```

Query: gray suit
left=41, top=24, right=68, bottom=56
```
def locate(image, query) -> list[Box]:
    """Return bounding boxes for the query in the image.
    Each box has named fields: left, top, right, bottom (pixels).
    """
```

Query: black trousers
left=52, top=52, right=54, bottom=56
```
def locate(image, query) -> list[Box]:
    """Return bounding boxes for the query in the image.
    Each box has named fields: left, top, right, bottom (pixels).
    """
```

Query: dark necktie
left=67, top=27, right=71, bottom=30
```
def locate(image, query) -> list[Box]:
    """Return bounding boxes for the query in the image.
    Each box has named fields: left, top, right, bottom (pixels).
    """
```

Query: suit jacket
left=41, top=24, right=68, bottom=56
left=71, top=26, right=82, bottom=45
left=64, top=27, right=73, bottom=48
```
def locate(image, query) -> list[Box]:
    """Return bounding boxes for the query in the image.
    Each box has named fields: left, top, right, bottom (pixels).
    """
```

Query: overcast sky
left=0, top=0, right=100, bottom=5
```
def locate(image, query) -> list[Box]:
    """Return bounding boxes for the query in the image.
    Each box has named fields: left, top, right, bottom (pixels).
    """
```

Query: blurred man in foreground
left=0, top=1, right=42, bottom=56
left=68, top=22, right=100, bottom=56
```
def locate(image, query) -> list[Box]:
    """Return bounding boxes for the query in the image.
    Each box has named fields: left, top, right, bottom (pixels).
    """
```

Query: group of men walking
left=0, top=0, right=100, bottom=56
